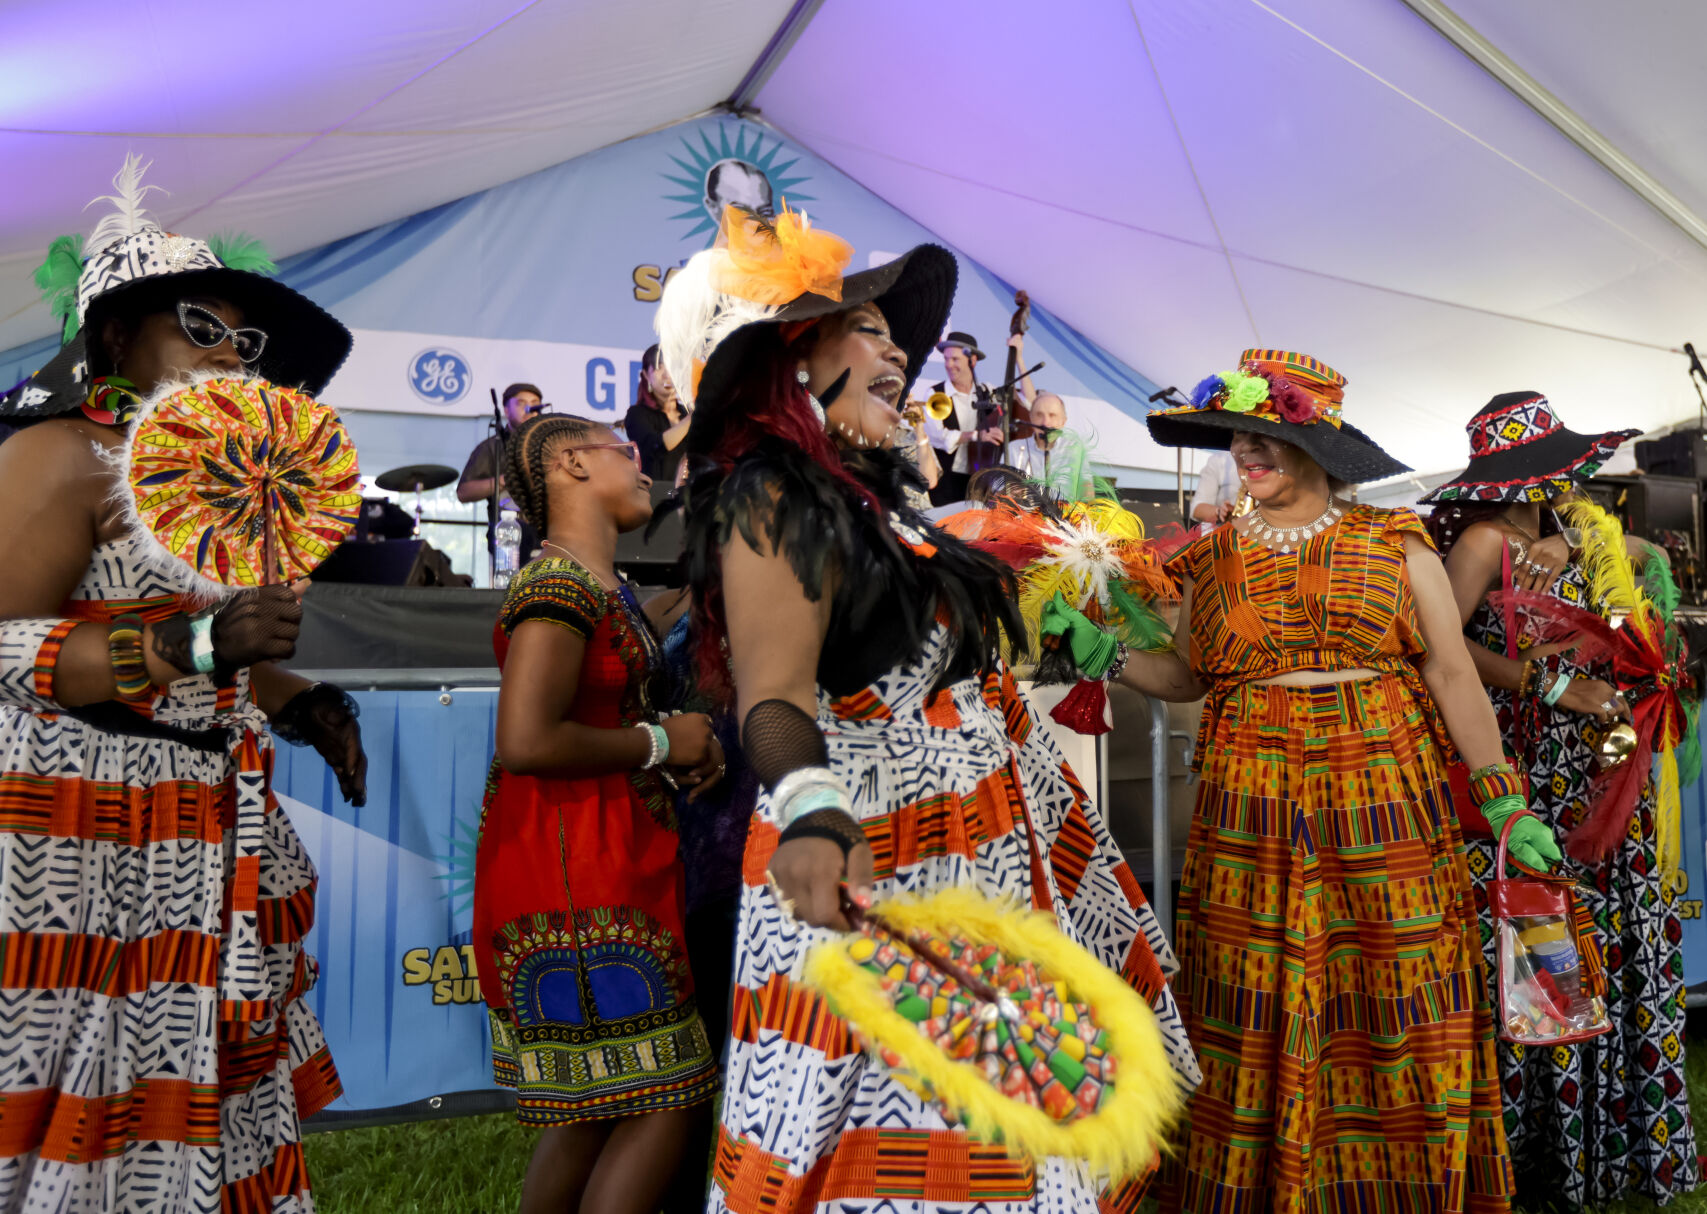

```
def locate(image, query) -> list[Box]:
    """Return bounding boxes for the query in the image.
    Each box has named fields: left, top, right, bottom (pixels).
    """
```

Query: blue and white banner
left=256, top=116, right=1181, bottom=485
left=272, top=690, right=501, bottom=1112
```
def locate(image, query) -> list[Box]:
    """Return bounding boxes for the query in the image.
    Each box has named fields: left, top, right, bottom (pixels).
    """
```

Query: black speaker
left=1635, top=429, right=1707, bottom=479
left=312, top=539, right=468, bottom=587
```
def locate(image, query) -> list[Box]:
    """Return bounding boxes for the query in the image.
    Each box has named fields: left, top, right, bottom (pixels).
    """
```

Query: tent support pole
left=726, top=0, right=829, bottom=114
left=1399, top=0, right=1707, bottom=253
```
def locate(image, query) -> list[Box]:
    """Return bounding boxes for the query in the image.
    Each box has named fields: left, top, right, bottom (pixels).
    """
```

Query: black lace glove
left=743, top=698, right=865, bottom=848
left=149, top=585, right=303, bottom=686
left=273, top=683, right=367, bottom=806
left=744, top=698, right=873, bottom=927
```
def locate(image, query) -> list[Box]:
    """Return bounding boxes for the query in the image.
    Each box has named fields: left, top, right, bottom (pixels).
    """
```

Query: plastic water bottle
left=494, top=511, right=523, bottom=589
left=1517, top=917, right=1583, bottom=1012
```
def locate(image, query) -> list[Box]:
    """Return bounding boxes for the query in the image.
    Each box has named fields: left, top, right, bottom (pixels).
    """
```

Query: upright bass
left=966, top=289, right=1039, bottom=474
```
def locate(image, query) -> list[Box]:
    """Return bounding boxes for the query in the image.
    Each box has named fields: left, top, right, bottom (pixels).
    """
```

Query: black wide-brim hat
left=1, top=268, right=352, bottom=421
left=1420, top=390, right=1638, bottom=505
left=686, top=244, right=957, bottom=455
left=1147, top=408, right=1410, bottom=484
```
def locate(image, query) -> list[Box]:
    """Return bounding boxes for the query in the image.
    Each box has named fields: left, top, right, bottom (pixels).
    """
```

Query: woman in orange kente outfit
left=1046, top=351, right=1531, bottom=1212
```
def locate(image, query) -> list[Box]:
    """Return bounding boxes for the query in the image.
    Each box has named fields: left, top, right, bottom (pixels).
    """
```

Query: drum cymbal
left=375, top=463, right=458, bottom=493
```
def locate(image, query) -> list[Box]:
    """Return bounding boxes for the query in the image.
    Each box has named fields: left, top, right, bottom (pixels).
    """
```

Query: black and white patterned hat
left=0, top=156, right=351, bottom=420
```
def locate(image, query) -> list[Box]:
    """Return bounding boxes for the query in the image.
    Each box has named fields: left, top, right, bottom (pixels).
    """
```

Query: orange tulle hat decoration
left=712, top=202, right=853, bottom=307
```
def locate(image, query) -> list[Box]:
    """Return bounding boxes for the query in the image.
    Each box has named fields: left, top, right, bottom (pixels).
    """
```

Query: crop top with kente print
left=1165, top=503, right=1437, bottom=699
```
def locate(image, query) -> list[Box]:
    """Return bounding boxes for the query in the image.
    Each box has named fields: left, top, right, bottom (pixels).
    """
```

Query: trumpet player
left=923, top=332, right=1004, bottom=505
left=897, top=396, right=945, bottom=509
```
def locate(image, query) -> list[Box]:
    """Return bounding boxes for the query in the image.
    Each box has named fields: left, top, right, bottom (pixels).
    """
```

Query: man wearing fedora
left=922, top=331, right=1005, bottom=505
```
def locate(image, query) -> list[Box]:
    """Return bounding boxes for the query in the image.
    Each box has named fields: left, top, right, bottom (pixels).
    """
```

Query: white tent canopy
left=5, top=0, right=1706, bottom=482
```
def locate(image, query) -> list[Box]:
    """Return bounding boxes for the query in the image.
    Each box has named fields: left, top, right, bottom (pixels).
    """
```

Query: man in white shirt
left=923, top=332, right=1005, bottom=506
left=1190, top=449, right=1242, bottom=528
left=1005, top=392, right=1067, bottom=480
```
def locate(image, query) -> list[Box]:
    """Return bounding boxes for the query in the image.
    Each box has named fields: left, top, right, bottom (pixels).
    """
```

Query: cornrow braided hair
left=503, top=413, right=605, bottom=538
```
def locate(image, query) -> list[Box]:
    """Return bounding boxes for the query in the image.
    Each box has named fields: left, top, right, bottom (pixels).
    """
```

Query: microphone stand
left=488, top=387, right=504, bottom=587
left=1685, top=343, right=1707, bottom=430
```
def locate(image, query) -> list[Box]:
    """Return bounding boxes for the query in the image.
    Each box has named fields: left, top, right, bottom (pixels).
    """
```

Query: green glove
left=1039, top=593, right=1118, bottom=678
left=1482, top=794, right=1562, bottom=872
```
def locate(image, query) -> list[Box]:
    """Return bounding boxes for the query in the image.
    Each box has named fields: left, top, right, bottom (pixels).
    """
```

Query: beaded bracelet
left=107, top=614, right=152, bottom=704
left=1469, top=769, right=1525, bottom=806
left=640, top=722, right=670, bottom=769
left=1103, top=643, right=1130, bottom=684
left=1466, top=761, right=1515, bottom=784
left=1517, top=659, right=1538, bottom=698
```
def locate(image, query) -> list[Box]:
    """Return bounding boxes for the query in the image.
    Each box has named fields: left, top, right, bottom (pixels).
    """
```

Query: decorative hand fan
left=117, top=374, right=361, bottom=596
left=803, top=887, right=1181, bottom=1178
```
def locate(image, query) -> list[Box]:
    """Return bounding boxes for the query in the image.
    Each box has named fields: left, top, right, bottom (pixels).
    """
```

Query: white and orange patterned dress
left=0, top=535, right=337, bottom=1212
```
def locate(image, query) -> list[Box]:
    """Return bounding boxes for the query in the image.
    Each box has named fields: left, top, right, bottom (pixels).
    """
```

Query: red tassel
left=1049, top=678, right=1112, bottom=735
left=1564, top=711, right=1656, bottom=865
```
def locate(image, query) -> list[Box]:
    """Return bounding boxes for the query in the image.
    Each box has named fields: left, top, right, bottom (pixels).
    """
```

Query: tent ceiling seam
left=727, top=0, right=829, bottom=113
left=1244, top=0, right=1666, bottom=262
left=166, top=0, right=551, bottom=230
left=1126, top=0, right=1262, bottom=345
left=1396, top=0, right=1707, bottom=256
left=778, top=124, right=1680, bottom=356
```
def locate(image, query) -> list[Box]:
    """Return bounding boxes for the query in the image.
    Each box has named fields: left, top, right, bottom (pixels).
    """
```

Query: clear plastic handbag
left=1490, top=811, right=1612, bottom=1045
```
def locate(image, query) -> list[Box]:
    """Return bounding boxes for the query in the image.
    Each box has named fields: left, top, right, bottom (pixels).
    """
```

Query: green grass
left=302, top=1021, right=1707, bottom=1214
left=304, top=1113, right=533, bottom=1213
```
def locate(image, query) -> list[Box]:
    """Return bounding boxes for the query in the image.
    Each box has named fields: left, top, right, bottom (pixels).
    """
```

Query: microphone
left=1687, top=342, right=1707, bottom=383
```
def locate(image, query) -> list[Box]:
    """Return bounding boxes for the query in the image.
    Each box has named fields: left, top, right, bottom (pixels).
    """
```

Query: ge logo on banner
left=409, top=348, right=471, bottom=404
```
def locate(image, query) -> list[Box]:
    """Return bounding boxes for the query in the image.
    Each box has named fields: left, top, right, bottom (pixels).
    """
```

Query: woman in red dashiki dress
left=473, top=413, right=723, bottom=1214
left=1050, top=351, right=1533, bottom=1213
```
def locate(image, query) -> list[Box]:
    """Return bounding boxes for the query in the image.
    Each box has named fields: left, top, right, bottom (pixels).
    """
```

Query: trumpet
left=901, top=391, right=955, bottom=426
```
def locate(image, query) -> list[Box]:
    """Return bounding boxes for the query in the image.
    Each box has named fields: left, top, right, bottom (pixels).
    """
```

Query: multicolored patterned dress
left=708, top=621, right=1199, bottom=1213
left=1159, top=505, right=1513, bottom=1213
left=472, top=558, right=719, bottom=1124
left=1464, top=555, right=1698, bottom=1208
left=0, top=534, right=339, bottom=1213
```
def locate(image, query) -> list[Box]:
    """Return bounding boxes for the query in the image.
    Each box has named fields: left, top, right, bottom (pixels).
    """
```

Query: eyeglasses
left=564, top=441, right=641, bottom=465
left=177, top=302, right=267, bottom=364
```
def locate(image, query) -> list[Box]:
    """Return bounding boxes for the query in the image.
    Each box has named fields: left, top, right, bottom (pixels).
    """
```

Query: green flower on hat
left=1219, top=372, right=1269, bottom=414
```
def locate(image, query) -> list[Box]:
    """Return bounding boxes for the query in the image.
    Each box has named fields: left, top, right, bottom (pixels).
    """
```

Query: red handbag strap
left=1501, top=539, right=1518, bottom=659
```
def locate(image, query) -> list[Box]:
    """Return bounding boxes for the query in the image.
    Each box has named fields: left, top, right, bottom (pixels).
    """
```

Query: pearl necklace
left=1244, top=498, right=1345, bottom=554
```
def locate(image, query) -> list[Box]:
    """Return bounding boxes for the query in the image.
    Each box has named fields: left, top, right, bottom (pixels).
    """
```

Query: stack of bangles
left=107, top=615, right=152, bottom=704
left=773, top=766, right=866, bottom=855
left=1517, top=657, right=1572, bottom=707
left=1468, top=760, right=1527, bottom=820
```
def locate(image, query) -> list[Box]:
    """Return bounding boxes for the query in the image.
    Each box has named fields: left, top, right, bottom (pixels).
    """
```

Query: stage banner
left=258, top=114, right=1181, bottom=484
left=272, top=689, right=502, bottom=1113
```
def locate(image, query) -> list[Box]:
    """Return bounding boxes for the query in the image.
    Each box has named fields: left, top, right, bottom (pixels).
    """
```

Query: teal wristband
left=189, top=614, right=216, bottom=675
left=1542, top=673, right=1570, bottom=707
left=642, top=722, right=670, bottom=769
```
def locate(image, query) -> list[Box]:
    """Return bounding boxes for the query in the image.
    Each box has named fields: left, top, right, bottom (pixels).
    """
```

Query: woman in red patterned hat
left=1048, top=352, right=1529, bottom=1211
left=1426, top=393, right=1696, bottom=1209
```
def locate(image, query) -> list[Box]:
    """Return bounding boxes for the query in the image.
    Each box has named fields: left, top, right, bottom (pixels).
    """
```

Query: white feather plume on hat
left=653, top=247, right=779, bottom=412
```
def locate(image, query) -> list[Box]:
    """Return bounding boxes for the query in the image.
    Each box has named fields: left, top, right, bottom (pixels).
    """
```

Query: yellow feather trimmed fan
left=802, top=887, right=1183, bottom=1179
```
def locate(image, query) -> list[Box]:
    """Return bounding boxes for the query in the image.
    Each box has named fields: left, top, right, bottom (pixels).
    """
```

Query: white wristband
left=772, top=766, right=851, bottom=827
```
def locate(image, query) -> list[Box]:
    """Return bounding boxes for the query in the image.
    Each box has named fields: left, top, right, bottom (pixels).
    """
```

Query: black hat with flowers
left=1420, top=391, right=1639, bottom=504
left=1146, top=348, right=1409, bottom=484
